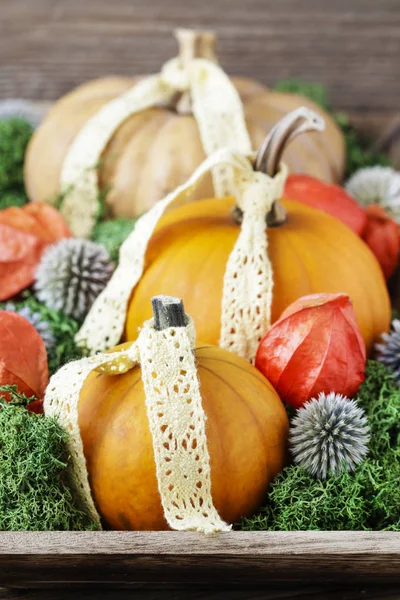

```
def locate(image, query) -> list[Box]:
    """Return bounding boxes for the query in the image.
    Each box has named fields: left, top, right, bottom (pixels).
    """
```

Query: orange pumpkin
left=125, top=195, right=390, bottom=355
left=79, top=341, right=288, bottom=530
left=25, top=29, right=344, bottom=220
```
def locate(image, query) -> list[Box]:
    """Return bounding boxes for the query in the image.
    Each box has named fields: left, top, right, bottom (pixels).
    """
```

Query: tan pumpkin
left=79, top=336, right=289, bottom=530
left=25, top=29, right=345, bottom=220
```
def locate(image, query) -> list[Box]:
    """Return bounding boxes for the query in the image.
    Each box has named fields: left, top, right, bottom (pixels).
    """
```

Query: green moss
left=240, top=458, right=400, bottom=532
left=355, top=360, right=400, bottom=458
left=0, top=386, right=96, bottom=531
left=0, top=292, right=87, bottom=375
left=335, top=113, right=392, bottom=178
left=92, top=217, right=137, bottom=262
left=0, top=190, right=28, bottom=210
left=239, top=361, right=400, bottom=531
left=273, top=80, right=329, bottom=111
left=0, top=119, right=33, bottom=195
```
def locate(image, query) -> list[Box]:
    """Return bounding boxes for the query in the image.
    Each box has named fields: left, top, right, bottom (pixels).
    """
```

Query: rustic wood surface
left=1, top=0, right=400, bottom=113
left=0, top=531, right=399, bottom=590
left=0, top=584, right=400, bottom=600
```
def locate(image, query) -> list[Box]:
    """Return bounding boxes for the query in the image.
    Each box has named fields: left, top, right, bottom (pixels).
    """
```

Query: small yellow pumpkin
left=79, top=334, right=288, bottom=530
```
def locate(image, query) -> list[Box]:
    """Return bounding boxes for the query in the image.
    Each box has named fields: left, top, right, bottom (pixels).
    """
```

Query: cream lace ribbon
left=76, top=148, right=288, bottom=361
left=60, top=57, right=252, bottom=238
left=44, top=316, right=230, bottom=533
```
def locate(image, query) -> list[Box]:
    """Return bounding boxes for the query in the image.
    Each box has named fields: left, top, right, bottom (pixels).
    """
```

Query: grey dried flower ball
left=4, top=303, right=55, bottom=352
left=35, top=239, right=114, bottom=320
left=376, top=319, right=400, bottom=383
left=290, top=392, right=370, bottom=480
left=346, top=166, right=400, bottom=223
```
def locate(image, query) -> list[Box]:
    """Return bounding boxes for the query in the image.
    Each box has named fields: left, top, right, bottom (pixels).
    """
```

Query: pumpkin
left=78, top=341, right=288, bottom=530
left=25, top=29, right=345, bottom=220
left=125, top=196, right=389, bottom=355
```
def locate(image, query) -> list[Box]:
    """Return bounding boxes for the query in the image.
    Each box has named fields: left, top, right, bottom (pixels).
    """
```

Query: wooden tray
left=0, top=531, right=399, bottom=588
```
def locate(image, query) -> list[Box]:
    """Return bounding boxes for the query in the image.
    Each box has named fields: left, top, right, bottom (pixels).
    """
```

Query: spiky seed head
left=376, top=319, right=400, bottom=383
left=35, top=239, right=114, bottom=321
left=290, top=392, right=370, bottom=480
left=4, top=303, right=56, bottom=352
left=345, top=166, right=400, bottom=223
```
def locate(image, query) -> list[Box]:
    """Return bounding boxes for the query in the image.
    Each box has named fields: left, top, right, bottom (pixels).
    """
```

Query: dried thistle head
left=346, top=166, right=400, bottom=223
left=35, top=239, right=114, bottom=321
left=376, top=319, right=400, bottom=383
left=290, top=392, right=370, bottom=480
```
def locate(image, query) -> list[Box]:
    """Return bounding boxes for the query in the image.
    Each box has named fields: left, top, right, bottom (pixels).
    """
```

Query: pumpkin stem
left=174, top=28, right=218, bottom=115
left=252, top=107, right=325, bottom=226
left=152, top=295, right=187, bottom=330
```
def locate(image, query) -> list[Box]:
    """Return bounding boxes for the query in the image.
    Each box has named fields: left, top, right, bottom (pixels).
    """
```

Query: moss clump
left=0, top=119, right=32, bottom=205
left=0, top=292, right=87, bottom=375
left=239, top=361, right=400, bottom=531
left=356, top=360, right=400, bottom=458
left=92, top=217, right=137, bottom=262
left=0, top=386, right=96, bottom=531
left=0, top=190, right=28, bottom=210
left=335, top=113, right=392, bottom=178
left=273, top=80, right=329, bottom=111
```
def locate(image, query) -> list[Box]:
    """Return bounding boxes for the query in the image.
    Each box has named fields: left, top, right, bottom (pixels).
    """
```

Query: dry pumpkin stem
left=232, top=107, right=325, bottom=227
left=152, top=295, right=187, bottom=329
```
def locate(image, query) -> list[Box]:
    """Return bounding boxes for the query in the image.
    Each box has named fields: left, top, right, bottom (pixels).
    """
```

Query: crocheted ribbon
left=60, top=57, right=251, bottom=238
left=76, top=147, right=288, bottom=361
left=44, top=314, right=230, bottom=533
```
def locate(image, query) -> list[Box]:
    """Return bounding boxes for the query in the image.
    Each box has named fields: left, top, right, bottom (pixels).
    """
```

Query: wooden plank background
left=0, top=0, right=399, bottom=113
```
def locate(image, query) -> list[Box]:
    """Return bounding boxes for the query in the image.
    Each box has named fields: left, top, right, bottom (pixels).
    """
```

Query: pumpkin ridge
left=303, top=221, right=383, bottom=340
left=102, top=109, right=171, bottom=202
left=306, top=224, right=378, bottom=338
left=199, top=363, right=271, bottom=456
left=137, top=110, right=180, bottom=198
left=80, top=370, right=150, bottom=529
left=198, top=362, right=273, bottom=520
left=271, top=213, right=314, bottom=293
left=277, top=210, right=387, bottom=348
